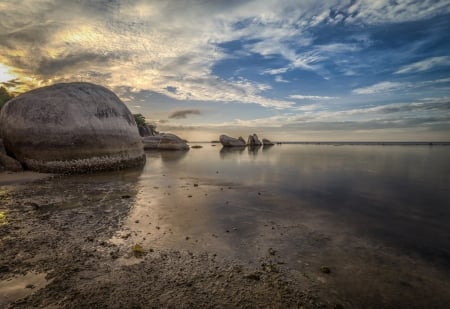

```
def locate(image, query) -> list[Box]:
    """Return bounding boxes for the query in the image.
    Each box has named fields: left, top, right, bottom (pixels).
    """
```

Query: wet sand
left=0, top=171, right=53, bottom=186
left=1, top=165, right=449, bottom=308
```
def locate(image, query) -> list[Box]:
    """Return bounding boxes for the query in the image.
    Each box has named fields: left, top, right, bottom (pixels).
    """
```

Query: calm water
left=116, top=144, right=450, bottom=267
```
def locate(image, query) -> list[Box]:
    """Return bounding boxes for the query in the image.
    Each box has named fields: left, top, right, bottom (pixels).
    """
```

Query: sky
left=0, top=0, right=449, bottom=142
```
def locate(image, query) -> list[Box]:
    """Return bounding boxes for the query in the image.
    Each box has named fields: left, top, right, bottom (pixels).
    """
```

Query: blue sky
left=0, top=0, right=449, bottom=141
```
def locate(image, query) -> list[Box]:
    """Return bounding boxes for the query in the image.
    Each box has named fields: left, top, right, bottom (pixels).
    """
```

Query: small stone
left=156, top=226, right=160, bottom=230
left=185, top=236, right=190, bottom=240
left=244, top=273, right=260, bottom=280
left=135, top=220, right=140, bottom=223
left=320, top=266, right=331, bottom=274
left=188, top=195, right=192, bottom=198
left=121, top=195, right=131, bottom=199
left=268, top=248, right=276, bottom=255
left=25, top=284, right=35, bottom=289
left=193, top=183, right=199, bottom=187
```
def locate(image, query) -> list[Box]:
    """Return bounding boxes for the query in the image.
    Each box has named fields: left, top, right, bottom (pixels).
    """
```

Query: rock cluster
left=220, top=134, right=274, bottom=147
left=0, top=82, right=145, bottom=173
left=142, top=133, right=189, bottom=150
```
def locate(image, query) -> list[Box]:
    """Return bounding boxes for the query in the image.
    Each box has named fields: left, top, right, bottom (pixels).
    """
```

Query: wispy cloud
left=289, top=94, right=337, bottom=100
left=395, top=56, right=450, bottom=74
left=353, top=78, right=450, bottom=95
left=353, top=81, right=405, bottom=94
left=168, top=109, right=202, bottom=119
left=274, top=75, right=289, bottom=83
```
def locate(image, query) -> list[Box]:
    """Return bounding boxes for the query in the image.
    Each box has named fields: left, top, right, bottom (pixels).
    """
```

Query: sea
left=121, top=142, right=450, bottom=267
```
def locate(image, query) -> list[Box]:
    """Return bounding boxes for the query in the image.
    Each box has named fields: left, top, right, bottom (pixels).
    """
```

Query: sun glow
left=0, top=63, right=16, bottom=84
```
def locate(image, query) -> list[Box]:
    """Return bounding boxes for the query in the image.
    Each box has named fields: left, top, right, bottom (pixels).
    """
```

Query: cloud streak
left=395, top=56, right=450, bottom=74
left=168, top=109, right=202, bottom=119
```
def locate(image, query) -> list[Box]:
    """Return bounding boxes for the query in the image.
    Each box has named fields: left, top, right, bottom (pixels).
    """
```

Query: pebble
left=244, top=273, right=261, bottom=280
left=320, top=266, right=331, bottom=274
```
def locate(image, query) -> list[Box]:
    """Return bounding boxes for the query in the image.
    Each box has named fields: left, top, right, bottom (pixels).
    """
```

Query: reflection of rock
left=142, top=133, right=189, bottom=150
left=219, top=135, right=246, bottom=147
left=159, top=150, right=188, bottom=162
left=247, top=134, right=262, bottom=146
left=248, top=145, right=261, bottom=156
left=262, top=138, right=274, bottom=146
left=220, top=146, right=246, bottom=158
left=0, top=139, right=23, bottom=172
left=0, top=82, right=145, bottom=173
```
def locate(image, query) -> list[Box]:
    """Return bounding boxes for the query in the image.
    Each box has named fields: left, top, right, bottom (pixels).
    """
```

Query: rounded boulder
left=0, top=82, right=145, bottom=173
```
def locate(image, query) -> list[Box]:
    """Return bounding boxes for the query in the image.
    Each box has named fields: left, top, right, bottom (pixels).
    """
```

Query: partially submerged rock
left=262, top=138, right=275, bottom=146
left=247, top=134, right=262, bottom=146
left=220, top=134, right=246, bottom=147
left=142, top=133, right=189, bottom=150
left=0, top=82, right=145, bottom=173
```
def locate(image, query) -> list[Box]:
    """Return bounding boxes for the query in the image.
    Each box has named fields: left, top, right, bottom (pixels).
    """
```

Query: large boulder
left=142, top=133, right=189, bottom=150
left=247, top=134, right=262, bottom=146
left=0, top=82, right=145, bottom=173
left=219, top=134, right=246, bottom=147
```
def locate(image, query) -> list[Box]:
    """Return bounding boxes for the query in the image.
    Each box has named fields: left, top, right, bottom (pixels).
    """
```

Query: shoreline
left=0, top=171, right=53, bottom=186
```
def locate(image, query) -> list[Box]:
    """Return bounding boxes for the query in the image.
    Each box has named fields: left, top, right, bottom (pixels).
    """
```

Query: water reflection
left=115, top=145, right=450, bottom=266
left=247, top=145, right=261, bottom=156
left=219, top=146, right=246, bottom=159
left=145, top=150, right=188, bottom=162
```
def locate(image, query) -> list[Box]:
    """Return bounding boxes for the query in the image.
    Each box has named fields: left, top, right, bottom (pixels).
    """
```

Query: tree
left=133, top=113, right=147, bottom=127
left=0, top=86, right=13, bottom=110
left=133, top=113, right=159, bottom=136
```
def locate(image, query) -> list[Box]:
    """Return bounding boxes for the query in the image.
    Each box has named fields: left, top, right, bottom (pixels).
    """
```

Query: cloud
left=168, top=109, right=202, bottom=119
left=289, top=94, right=337, bottom=100
left=274, top=75, right=289, bottom=83
left=0, top=0, right=449, bottom=110
left=353, top=78, right=450, bottom=95
left=395, top=56, right=450, bottom=74
left=352, top=81, right=405, bottom=94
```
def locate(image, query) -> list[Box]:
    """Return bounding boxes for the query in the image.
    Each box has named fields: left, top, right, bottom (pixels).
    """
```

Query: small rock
left=320, top=266, right=331, bottom=274
left=268, top=248, right=276, bottom=255
left=0, top=265, right=10, bottom=273
left=188, top=195, right=193, bottom=198
left=121, top=195, right=131, bottom=199
left=193, top=183, right=199, bottom=187
left=244, top=272, right=261, bottom=280
left=25, top=284, right=35, bottom=289
left=185, top=236, right=190, bottom=240
left=135, top=220, right=140, bottom=223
